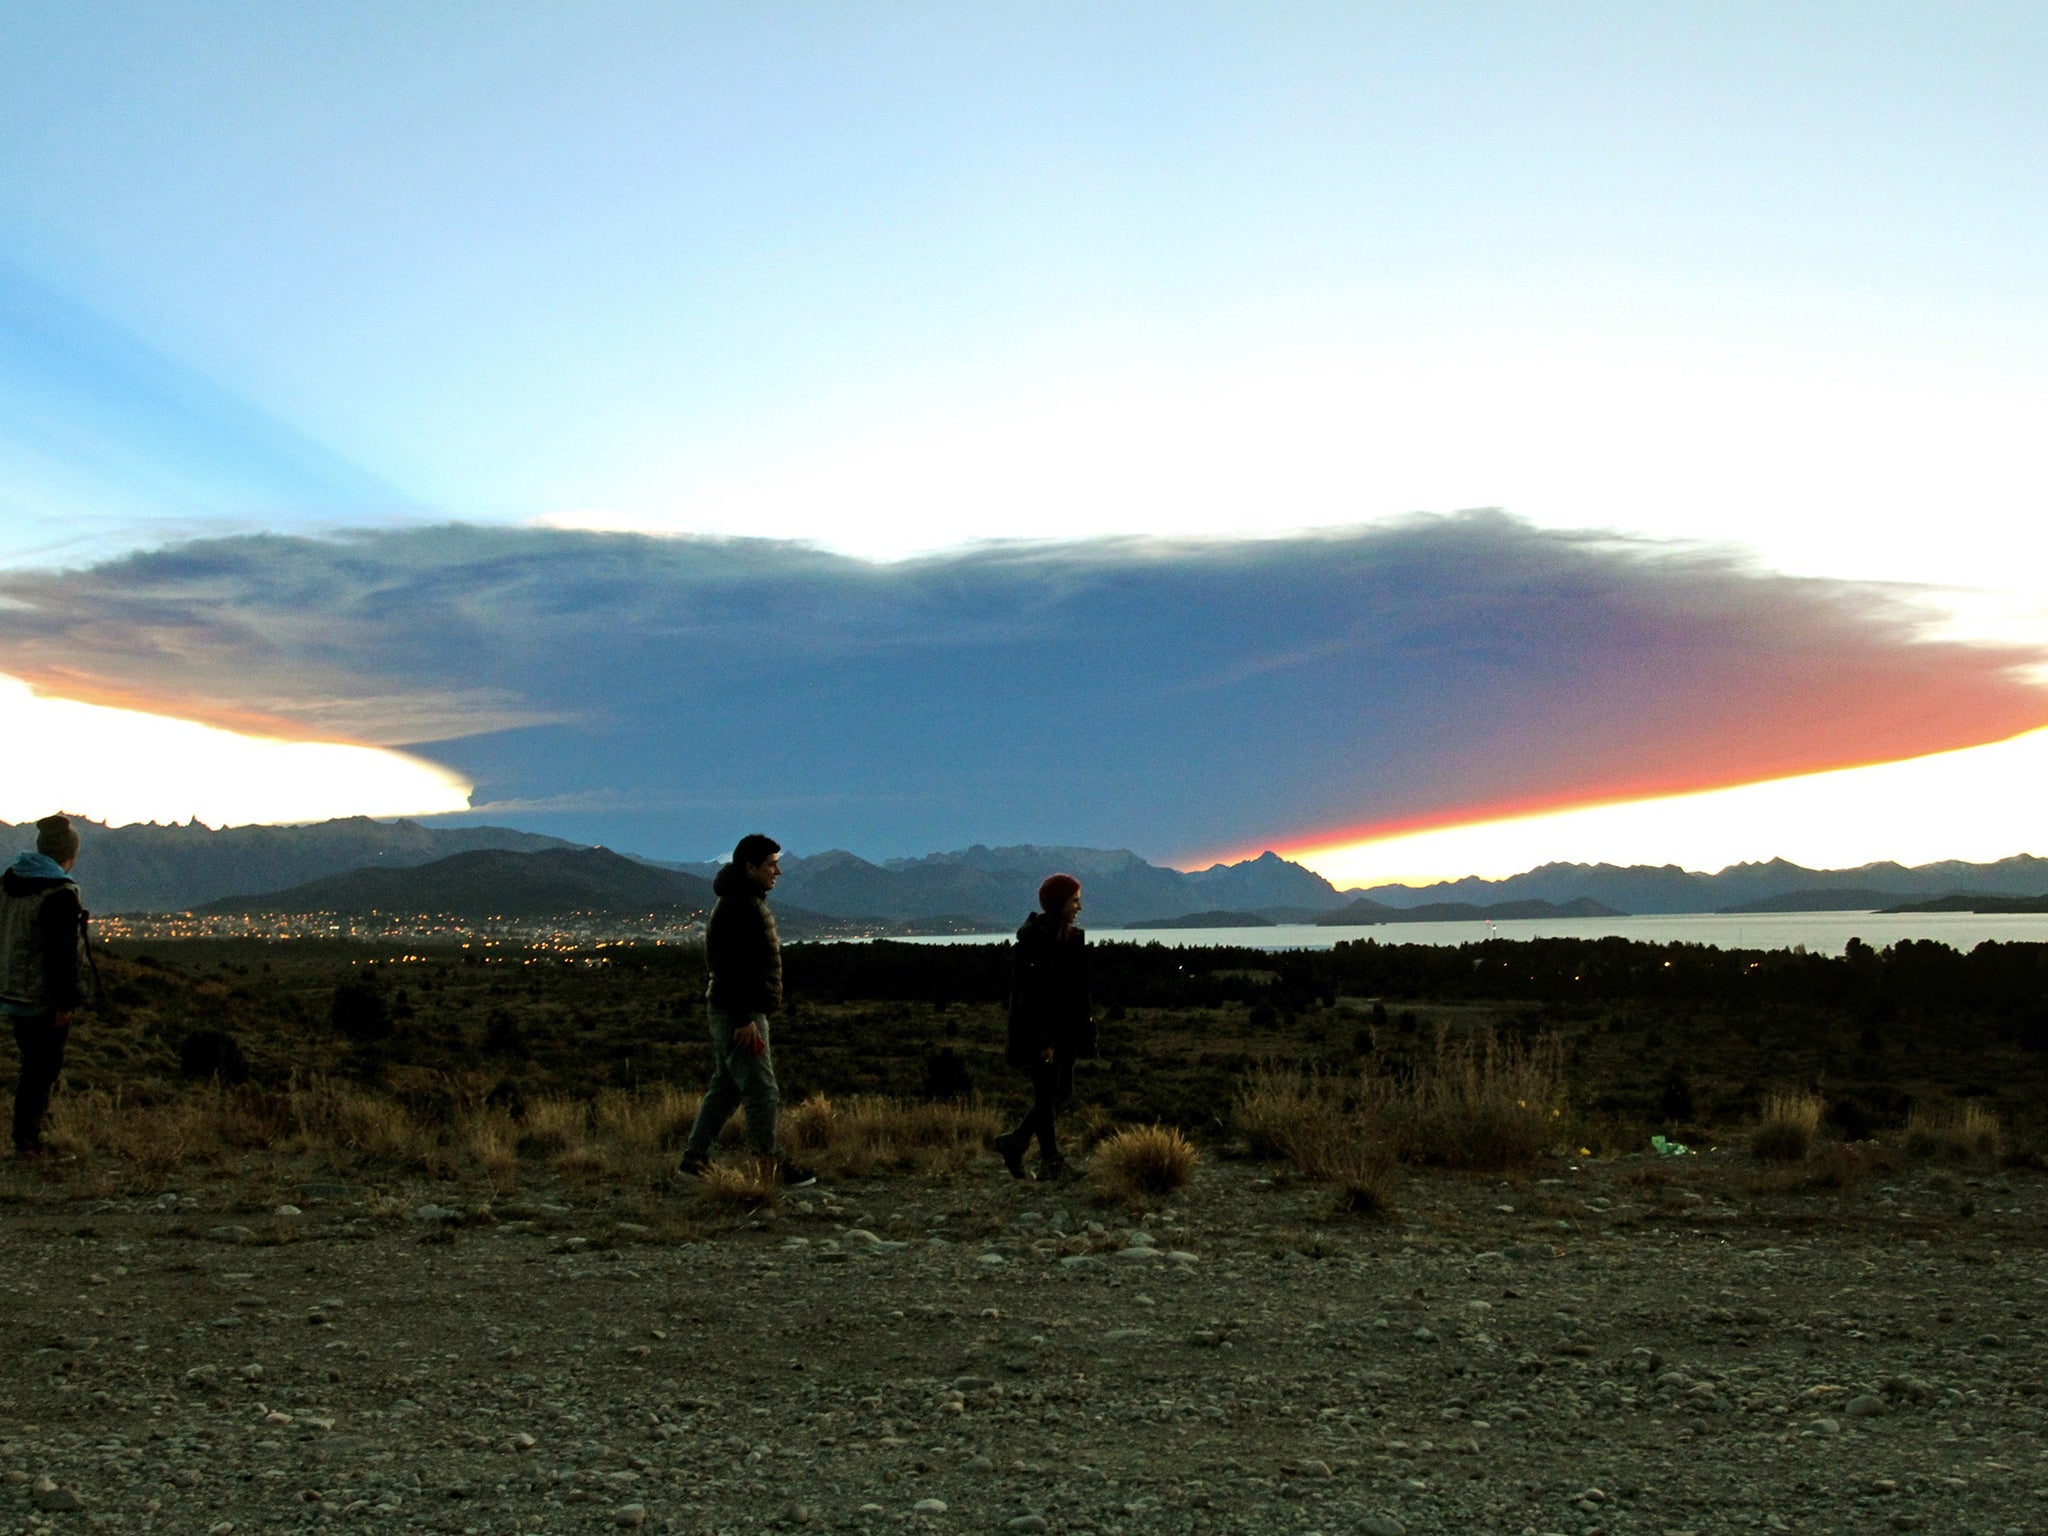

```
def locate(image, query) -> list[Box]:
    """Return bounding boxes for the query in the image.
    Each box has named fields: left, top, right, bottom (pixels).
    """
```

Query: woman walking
left=993, top=873, right=1095, bottom=1180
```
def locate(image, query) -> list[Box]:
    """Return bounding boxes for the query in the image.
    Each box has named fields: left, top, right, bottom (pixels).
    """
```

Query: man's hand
left=1041, top=1046, right=1054, bottom=1062
left=53, top=1012, right=72, bottom=1028
left=734, top=1019, right=765, bottom=1056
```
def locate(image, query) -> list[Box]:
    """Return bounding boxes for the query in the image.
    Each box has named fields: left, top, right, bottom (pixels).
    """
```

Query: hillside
left=0, top=815, right=578, bottom=914
left=198, top=846, right=715, bottom=920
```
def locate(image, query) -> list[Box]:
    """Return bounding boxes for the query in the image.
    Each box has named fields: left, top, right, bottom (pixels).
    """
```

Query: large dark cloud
left=3, top=513, right=2044, bottom=861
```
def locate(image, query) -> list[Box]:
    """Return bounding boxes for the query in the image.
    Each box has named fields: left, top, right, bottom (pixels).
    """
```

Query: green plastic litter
left=1650, top=1134, right=1691, bottom=1156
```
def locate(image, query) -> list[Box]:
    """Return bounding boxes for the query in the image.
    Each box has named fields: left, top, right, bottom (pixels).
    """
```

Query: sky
left=2, top=3, right=2045, bottom=881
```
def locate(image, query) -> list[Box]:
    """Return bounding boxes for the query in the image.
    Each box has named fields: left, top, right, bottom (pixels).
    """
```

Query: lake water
left=893, top=910, right=2048, bottom=957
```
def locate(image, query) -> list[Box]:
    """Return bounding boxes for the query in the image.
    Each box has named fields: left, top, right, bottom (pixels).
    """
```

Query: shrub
left=1089, top=1124, right=1198, bottom=1200
left=329, top=981, right=391, bottom=1042
left=1234, top=1064, right=1395, bottom=1211
left=1903, top=1101, right=2002, bottom=1163
left=783, top=1093, right=836, bottom=1152
left=1751, top=1092, right=1823, bottom=1162
left=696, top=1159, right=780, bottom=1207
left=178, top=1030, right=250, bottom=1084
left=1376, top=1028, right=1567, bottom=1170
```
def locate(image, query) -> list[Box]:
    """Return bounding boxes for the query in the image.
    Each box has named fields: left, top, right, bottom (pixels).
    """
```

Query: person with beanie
left=1, top=814, right=87, bottom=1157
left=993, top=872, right=1096, bottom=1180
left=678, top=833, right=816, bottom=1187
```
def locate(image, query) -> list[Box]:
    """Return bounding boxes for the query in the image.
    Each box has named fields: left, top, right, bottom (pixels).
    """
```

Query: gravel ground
left=2, top=1151, right=2044, bottom=1536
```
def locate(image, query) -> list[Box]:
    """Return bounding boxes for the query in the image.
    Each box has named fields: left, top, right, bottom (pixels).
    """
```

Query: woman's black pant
left=11, top=1012, right=69, bottom=1154
left=1010, top=1054, right=1075, bottom=1161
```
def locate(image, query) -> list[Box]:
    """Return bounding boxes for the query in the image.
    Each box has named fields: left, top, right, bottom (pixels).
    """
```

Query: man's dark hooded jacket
left=0, top=853, right=85, bottom=1016
left=705, top=862, right=782, bottom=1017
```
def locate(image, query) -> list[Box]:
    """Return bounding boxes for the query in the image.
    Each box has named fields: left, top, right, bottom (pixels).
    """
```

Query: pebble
left=612, top=1503, right=647, bottom=1527
left=914, top=1497, right=949, bottom=1513
left=205, top=1225, right=257, bottom=1245
left=273, top=1204, right=302, bottom=1218
left=1361, top=1516, right=1406, bottom=1536
left=1846, top=1394, right=1886, bottom=1417
left=1007, top=1518, right=1049, bottom=1533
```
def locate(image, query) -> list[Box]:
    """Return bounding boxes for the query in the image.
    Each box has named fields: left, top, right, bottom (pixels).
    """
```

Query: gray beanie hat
left=34, top=813, right=80, bottom=865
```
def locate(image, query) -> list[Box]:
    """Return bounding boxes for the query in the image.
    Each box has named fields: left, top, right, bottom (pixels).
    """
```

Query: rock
left=963, top=1454, right=995, bottom=1472
left=273, top=1204, right=302, bottom=1218
left=1007, top=1518, right=1049, bottom=1533
left=1846, top=1394, right=1886, bottom=1417
left=1815, top=1416, right=1842, bottom=1434
left=613, top=1504, right=647, bottom=1527
left=913, top=1497, right=948, bottom=1513
left=978, top=1252, right=1008, bottom=1266
left=412, top=1204, right=458, bottom=1223
left=1361, top=1517, right=1406, bottom=1536
left=205, top=1225, right=257, bottom=1244
left=1059, top=1255, right=1108, bottom=1271
left=33, top=1482, right=84, bottom=1512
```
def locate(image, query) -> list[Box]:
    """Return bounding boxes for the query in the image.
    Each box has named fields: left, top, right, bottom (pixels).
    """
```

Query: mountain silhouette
left=199, top=846, right=715, bottom=920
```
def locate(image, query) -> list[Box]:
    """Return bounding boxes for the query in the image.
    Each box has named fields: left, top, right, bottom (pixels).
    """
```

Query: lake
left=893, top=910, right=2048, bottom=957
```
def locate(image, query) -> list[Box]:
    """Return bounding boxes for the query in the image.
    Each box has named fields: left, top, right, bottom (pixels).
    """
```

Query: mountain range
left=198, top=847, right=714, bottom=922
left=6, top=817, right=2044, bottom=928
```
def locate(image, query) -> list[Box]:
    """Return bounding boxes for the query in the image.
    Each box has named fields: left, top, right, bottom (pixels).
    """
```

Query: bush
left=1903, top=1101, right=2002, bottom=1163
left=1751, top=1092, right=1822, bottom=1162
left=696, top=1159, right=780, bottom=1208
left=1235, top=1065, right=1397, bottom=1212
left=178, top=1029, right=249, bottom=1084
left=1089, top=1124, right=1199, bottom=1200
left=1378, top=1028, right=1566, bottom=1170
left=329, top=981, right=391, bottom=1042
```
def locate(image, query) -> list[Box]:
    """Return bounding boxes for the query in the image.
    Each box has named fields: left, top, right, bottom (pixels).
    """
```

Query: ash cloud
left=3, top=512, right=2043, bottom=860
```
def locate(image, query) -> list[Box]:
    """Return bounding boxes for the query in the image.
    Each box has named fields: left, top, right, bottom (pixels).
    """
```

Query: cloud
left=1, top=513, right=2043, bottom=861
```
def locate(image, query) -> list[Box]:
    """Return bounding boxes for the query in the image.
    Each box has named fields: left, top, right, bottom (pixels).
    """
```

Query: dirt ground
left=2, top=1148, right=2045, bottom=1536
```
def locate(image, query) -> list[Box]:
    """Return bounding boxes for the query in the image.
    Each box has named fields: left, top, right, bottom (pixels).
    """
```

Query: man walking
left=679, top=834, right=815, bottom=1186
left=1, top=814, right=87, bottom=1158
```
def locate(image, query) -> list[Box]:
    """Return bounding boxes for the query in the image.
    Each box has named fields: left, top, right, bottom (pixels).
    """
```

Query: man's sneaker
left=676, top=1150, right=710, bottom=1177
left=774, top=1156, right=818, bottom=1188
left=992, top=1131, right=1028, bottom=1180
left=1037, top=1155, right=1070, bottom=1183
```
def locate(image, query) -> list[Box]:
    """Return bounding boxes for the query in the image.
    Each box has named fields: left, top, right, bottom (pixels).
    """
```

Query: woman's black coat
left=1006, top=911, right=1095, bottom=1070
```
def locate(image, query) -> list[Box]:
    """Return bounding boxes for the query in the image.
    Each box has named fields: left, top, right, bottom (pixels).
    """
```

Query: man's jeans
left=685, top=1007, right=780, bottom=1158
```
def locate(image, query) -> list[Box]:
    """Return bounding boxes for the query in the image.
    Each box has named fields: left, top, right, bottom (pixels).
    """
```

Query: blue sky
left=2, top=4, right=2045, bottom=872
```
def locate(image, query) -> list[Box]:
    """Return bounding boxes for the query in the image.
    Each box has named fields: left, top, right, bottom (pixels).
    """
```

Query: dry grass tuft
left=1233, top=1065, right=1397, bottom=1213
left=1388, top=1029, right=1567, bottom=1169
left=593, top=1086, right=699, bottom=1154
left=1903, top=1101, right=2002, bottom=1163
left=782, top=1093, right=836, bottom=1152
left=1750, top=1092, right=1823, bottom=1163
left=519, top=1096, right=589, bottom=1156
left=1238, top=1027, right=1563, bottom=1185
left=792, top=1094, right=1002, bottom=1177
left=696, top=1159, right=781, bottom=1207
left=1089, top=1124, right=1199, bottom=1200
